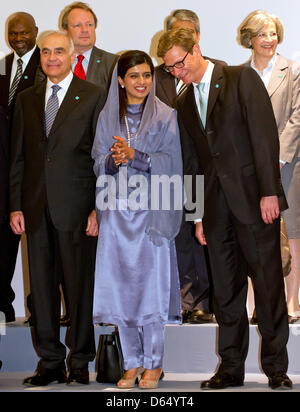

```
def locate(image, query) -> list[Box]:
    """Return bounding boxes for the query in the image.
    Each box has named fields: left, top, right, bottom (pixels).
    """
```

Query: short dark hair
left=118, top=50, right=154, bottom=119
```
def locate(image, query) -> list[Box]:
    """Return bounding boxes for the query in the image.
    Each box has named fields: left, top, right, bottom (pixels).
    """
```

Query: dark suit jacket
left=86, top=46, right=118, bottom=92
left=155, top=56, right=227, bottom=107
left=10, top=75, right=106, bottom=233
left=0, top=106, right=9, bottom=223
left=0, top=46, right=43, bottom=120
left=177, top=64, right=287, bottom=228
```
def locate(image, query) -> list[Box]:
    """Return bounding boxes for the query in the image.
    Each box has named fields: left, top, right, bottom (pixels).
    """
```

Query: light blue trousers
left=118, top=323, right=165, bottom=370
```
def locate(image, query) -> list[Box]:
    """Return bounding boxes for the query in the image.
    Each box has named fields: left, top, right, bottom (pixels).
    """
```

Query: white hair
left=37, top=30, right=74, bottom=54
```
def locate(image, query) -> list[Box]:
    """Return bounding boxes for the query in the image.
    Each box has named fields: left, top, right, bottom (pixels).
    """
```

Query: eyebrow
left=128, top=71, right=152, bottom=75
left=42, top=47, right=66, bottom=52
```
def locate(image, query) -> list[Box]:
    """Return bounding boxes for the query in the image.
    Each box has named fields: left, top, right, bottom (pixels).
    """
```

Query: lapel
left=183, top=84, right=206, bottom=135
left=267, top=54, right=288, bottom=98
left=86, top=46, right=101, bottom=81
left=16, top=47, right=41, bottom=94
left=206, top=64, right=223, bottom=122
left=157, top=67, right=177, bottom=107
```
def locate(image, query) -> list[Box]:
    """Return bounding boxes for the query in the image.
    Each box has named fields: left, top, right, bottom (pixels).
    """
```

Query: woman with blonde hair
left=237, top=10, right=300, bottom=323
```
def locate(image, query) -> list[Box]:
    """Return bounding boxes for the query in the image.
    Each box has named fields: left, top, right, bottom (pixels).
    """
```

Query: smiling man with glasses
left=155, top=10, right=227, bottom=327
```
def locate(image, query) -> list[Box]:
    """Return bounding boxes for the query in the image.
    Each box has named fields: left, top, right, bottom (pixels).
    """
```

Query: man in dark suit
left=155, top=10, right=227, bottom=324
left=158, top=28, right=292, bottom=390
left=10, top=31, right=105, bottom=386
left=0, top=12, right=42, bottom=323
left=60, top=1, right=118, bottom=90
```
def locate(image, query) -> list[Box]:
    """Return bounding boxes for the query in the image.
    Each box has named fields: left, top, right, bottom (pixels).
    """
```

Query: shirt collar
left=13, top=45, right=37, bottom=66
left=193, top=60, right=215, bottom=88
left=77, top=48, right=92, bottom=63
left=251, top=53, right=277, bottom=73
left=46, top=71, right=73, bottom=93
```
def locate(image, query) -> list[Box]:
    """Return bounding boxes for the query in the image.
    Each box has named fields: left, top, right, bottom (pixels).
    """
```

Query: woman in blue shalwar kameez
left=92, top=51, right=182, bottom=389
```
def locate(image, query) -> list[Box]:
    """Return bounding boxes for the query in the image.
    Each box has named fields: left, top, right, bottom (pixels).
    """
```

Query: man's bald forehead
left=7, top=12, right=37, bottom=28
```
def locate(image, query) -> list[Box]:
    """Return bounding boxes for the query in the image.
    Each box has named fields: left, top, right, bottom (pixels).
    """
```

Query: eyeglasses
left=164, top=49, right=191, bottom=73
left=256, top=31, right=278, bottom=41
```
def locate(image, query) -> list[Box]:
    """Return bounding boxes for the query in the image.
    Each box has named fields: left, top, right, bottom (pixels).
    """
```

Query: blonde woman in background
left=237, top=10, right=300, bottom=323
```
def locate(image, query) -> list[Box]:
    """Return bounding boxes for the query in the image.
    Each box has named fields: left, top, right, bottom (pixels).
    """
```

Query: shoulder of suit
left=92, top=46, right=118, bottom=61
left=222, top=64, right=254, bottom=77
left=203, top=56, right=228, bottom=66
left=14, top=83, right=40, bottom=101
left=276, top=54, right=300, bottom=76
left=71, top=75, right=105, bottom=97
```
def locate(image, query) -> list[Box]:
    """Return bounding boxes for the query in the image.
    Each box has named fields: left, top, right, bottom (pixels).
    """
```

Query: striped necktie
left=197, top=83, right=207, bottom=128
left=8, top=58, right=23, bottom=106
left=74, top=55, right=86, bottom=80
left=176, top=79, right=187, bottom=96
left=45, top=85, right=61, bottom=137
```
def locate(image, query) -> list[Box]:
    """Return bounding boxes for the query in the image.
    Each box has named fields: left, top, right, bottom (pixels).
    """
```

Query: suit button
left=47, top=157, right=51, bottom=162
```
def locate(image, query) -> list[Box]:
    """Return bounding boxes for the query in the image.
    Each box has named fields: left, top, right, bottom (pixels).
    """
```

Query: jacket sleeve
left=279, top=62, right=300, bottom=163
left=239, top=67, right=281, bottom=197
left=9, top=95, right=24, bottom=212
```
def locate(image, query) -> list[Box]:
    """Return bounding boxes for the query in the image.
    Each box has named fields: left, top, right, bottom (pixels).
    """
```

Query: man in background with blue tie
left=158, top=28, right=292, bottom=390
left=9, top=31, right=105, bottom=386
left=0, top=12, right=43, bottom=323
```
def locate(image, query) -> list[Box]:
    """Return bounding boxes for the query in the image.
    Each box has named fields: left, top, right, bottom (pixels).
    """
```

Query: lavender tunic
left=93, top=104, right=182, bottom=327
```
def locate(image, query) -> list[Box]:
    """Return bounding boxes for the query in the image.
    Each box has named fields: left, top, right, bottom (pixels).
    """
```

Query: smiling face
left=8, top=16, right=38, bottom=57
left=163, top=44, right=204, bottom=84
left=66, top=8, right=96, bottom=53
left=41, top=34, right=75, bottom=84
left=118, top=63, right=153, bottom=105
left=251, top=23, right=278, bottom=60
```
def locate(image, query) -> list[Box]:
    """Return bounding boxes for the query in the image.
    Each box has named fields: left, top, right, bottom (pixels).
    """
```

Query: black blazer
left=177, top=64, right=287, bottom=228
left=0, top=46, right=43, bottom=120
left=0, top=106, right=9, bottom=223
left=155, top=56, right=227, bottom=108
left=10, top=75, right=106, bottom=233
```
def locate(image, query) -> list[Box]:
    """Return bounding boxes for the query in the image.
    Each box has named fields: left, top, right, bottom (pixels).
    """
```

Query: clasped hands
left=111, top=136, right=135, bottom=166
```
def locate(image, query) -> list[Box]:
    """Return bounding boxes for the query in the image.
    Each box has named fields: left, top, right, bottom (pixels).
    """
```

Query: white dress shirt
left=45, top=71, right=74, bottom=108
left=250, top=53, right=277, bottom=88
left=10, top=45, right=37, bottom=87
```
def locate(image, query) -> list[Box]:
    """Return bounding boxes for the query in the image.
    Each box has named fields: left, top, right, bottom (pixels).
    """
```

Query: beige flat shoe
left=138, top=369, right=164, bottom=390
left=117, top=367, right=145, bottom=389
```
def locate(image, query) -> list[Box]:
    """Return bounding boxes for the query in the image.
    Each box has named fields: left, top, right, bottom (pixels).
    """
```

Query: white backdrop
left=1, top=0, right=299, bottom=316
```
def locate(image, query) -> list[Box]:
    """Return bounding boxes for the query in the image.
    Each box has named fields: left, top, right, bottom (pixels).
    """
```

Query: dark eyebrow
left=41, top=47, right=66, bottom=52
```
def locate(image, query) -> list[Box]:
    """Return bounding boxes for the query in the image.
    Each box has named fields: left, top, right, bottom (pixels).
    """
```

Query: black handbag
left=95, top=329, right=125, bottom=383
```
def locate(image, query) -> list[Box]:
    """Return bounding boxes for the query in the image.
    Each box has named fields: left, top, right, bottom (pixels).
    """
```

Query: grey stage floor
left=1, top=319, right=300, bottom=394
left=1, top=372, right=300, bottom=392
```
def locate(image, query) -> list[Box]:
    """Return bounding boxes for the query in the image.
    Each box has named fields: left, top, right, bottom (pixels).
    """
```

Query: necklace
left=124, top=115, right=139, bottom=148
